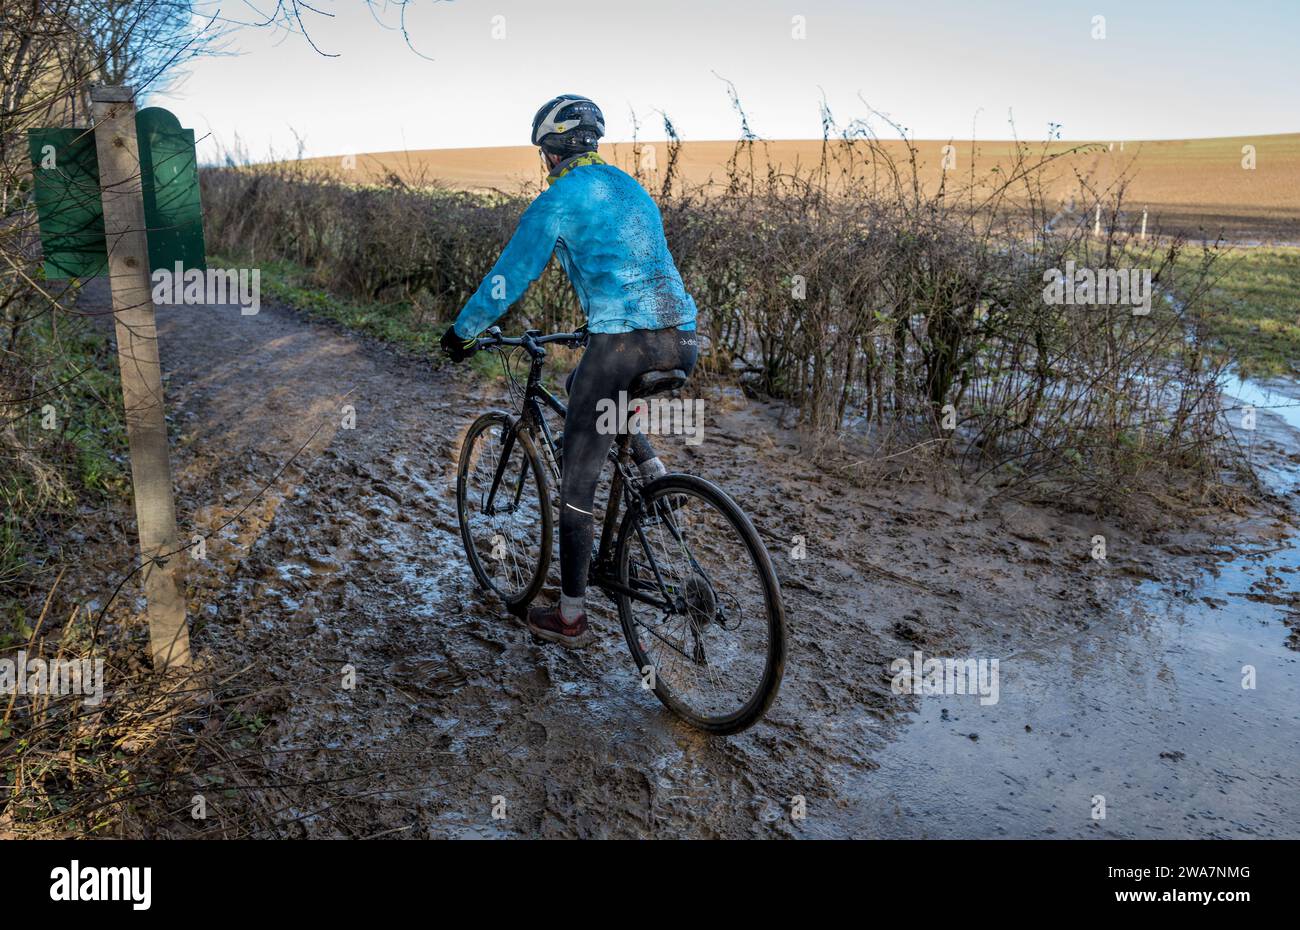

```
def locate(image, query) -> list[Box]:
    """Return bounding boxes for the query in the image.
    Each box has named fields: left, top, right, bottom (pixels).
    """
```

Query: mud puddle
left=838, top=378, right=1300, bottom=838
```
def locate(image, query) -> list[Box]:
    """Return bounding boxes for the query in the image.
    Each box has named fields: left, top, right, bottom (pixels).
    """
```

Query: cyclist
left=441, top=94, right=699, bottom=648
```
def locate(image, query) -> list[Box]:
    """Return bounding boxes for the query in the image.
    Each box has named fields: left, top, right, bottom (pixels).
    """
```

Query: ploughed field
left=300, top=134, right=1300, bottom=243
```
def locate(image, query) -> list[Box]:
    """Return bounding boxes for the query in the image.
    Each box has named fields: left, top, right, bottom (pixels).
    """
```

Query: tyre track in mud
left=91, top=288, right=1170, bottom=838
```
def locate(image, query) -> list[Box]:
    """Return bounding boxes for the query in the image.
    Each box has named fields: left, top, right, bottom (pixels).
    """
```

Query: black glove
left=440, top=325, right=478, bottom=363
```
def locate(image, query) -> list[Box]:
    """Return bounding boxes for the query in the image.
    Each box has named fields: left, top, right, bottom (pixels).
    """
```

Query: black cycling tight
left=560, top=327, right=699, bottom=598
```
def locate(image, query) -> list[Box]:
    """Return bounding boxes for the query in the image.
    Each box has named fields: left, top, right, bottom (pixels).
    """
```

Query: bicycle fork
left=484, top=422, right=529, bottom=516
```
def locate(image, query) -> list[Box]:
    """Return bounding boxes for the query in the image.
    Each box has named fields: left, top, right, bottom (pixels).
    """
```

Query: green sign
left=27, top=107, right=206, bottom=279
left=26, top=127, right=104, bottom=278
left=136, top=108, right=206, bottom=275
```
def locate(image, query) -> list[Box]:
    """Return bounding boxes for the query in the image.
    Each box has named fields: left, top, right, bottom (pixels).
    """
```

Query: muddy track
left=76, top=285, right=1245, bottom=838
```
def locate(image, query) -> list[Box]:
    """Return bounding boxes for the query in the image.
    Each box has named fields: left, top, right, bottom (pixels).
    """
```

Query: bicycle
left=454, top=326, right=786, bottom=734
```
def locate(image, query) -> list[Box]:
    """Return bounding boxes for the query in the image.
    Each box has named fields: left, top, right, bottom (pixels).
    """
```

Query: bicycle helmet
left=531, top=95, right=605, bottom=155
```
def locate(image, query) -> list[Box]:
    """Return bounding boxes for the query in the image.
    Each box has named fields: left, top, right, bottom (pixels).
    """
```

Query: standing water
left=841, top=376, right=1300, bottom=838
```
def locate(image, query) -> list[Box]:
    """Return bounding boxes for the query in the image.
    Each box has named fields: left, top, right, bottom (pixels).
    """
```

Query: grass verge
left=1198, top=246, right=1300, bottom=378
left=1, top=303, right=127, bottom=638
left=216, top=253, right=445, bottom=356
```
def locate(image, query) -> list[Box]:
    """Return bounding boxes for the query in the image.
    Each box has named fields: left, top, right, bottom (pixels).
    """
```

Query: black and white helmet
left=531, top=95, right=605, bottom=155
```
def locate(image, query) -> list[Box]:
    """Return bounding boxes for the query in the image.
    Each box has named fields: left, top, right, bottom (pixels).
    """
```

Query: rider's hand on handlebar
left=440, top=325, right=479, bottom=363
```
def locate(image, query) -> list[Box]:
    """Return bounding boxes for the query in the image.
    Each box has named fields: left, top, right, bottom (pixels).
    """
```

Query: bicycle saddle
left=630, top=368, right=687, bottom=397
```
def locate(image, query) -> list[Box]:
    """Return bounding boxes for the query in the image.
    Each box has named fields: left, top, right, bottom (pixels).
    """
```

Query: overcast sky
left=155, top=0, right=1300, bottom=163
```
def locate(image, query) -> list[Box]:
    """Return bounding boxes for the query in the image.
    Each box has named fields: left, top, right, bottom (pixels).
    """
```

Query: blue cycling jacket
left=451, top=153, right=698, bottom=338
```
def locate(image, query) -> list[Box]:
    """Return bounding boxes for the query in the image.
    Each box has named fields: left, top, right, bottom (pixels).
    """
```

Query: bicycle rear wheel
left=456, top=411, right=552, bottom=609
left=614, top=474, right=786, bottom=734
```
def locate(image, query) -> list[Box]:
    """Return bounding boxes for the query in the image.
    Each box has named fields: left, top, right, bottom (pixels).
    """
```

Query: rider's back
left=452, top=158, right=697, bottom=338
left=550, top=163, right=697, bottom=334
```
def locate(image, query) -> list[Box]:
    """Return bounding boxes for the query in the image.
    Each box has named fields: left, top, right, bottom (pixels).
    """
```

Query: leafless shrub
left=204, top=100, right=1246, bottom=520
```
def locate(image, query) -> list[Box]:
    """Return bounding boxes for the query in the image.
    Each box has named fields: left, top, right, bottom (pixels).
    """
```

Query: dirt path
left=79, top=285, right=1298, bottom=838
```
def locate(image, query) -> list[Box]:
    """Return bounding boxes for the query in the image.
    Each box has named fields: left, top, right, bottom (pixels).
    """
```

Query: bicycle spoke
left=461, top=417, right=547, bottom=602
left=621, top=484, right=775, bottom=725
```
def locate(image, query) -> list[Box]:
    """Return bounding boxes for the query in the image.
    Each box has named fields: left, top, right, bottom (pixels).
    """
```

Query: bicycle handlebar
left=473, top=326, right=587, bottom=357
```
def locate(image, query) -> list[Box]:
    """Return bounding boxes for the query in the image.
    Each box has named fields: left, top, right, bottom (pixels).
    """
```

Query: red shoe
left=526, top=604, right=595, bottom=649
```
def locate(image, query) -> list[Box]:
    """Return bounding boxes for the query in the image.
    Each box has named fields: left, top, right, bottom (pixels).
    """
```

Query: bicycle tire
left=456, top=411, right=553, bottom=611
left=613, top=474, right=786, bottom=734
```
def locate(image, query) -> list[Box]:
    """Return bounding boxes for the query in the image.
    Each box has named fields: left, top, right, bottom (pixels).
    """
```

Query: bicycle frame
left=477, top=328, right=674, bottom=613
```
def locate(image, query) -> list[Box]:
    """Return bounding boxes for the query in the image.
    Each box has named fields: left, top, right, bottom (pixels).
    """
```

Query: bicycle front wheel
left=456, top=411, right=552, bottom=610
left=614, top=474, right=786, bottom=734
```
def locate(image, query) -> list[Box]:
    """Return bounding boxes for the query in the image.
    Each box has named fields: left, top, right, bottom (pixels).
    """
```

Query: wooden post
left=91, top=85, right=190, bottom=669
